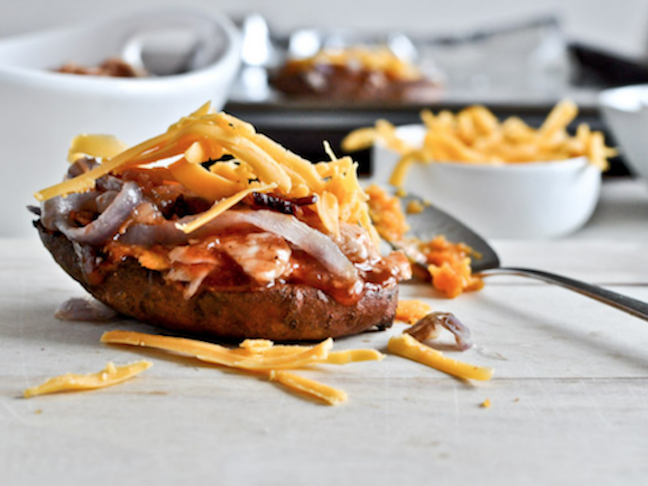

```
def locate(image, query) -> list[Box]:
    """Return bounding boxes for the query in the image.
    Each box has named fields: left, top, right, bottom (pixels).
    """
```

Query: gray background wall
left=3, top=0, right=648, bottom=59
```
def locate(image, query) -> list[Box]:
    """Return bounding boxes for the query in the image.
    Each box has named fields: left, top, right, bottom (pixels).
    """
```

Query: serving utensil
left=396, top=192, right=648, bottom=321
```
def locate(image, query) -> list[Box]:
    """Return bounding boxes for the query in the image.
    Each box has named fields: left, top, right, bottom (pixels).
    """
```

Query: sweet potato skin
left=37, top=222, right=398, bottom=341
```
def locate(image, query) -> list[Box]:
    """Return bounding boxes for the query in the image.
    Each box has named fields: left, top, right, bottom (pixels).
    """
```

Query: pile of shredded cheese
left=35, top=102, right=380, bottom=247
left=342, top=100, right=617, bottom=195
left=100, top=330, right=383, bottom=405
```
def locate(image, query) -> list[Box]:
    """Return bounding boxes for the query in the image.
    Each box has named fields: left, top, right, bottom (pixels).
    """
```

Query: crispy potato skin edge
left=37, top=221, right=398, bottom=341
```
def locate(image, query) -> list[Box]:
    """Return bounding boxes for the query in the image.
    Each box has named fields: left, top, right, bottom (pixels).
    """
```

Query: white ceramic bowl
left=0, top=8, right=240, bottom=237
left=599, top=84, right=648, bottom=183
left=369, top=125, right=601, bottom=239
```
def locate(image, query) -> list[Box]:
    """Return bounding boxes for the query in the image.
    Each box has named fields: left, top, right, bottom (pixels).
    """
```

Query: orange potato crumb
left=365, top=184, right=410, bottom=242
left=396, top=300, right=432, bottom=325
left=421, top=236, right=483, bottom=298
left=405, top=200, right=425, bottom=214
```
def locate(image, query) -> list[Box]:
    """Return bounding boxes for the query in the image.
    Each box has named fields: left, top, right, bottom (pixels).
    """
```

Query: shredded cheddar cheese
left=175, top=182, right=277, bottom=234
left=168, top=158, right=244, bottom=201
left=269, top=370, right=348, bottom=405
left=101, top=330, right=333, bottom=370
left=35, top=102, right=377, bottom=244
left=67, top=134, right=129, bottom=163
left=100, top=331, right=383, bottom=406
left=239, top=339, right=275, bottom=352
left=23, top=361, right=152, bottom=398
left=324, top=349, right=385, bottom=364
left=343, top=100, right=616, bottom=195
left=388, top=334, right=493, bottom=381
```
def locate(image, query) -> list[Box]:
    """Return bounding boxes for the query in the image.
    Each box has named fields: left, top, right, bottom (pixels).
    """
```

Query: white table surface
left=2, top=178, right=648, bottom=486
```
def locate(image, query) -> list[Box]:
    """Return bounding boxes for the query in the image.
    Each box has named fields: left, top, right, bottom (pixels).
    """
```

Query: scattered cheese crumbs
left=269, top=370, right=348, bottom=406
left=23, top=360, right=152, bottom=398
left=387, top=334, right=493, bottom=381
left=396, top=300, right=432, bottom=325
left=481, top=398, right=491, bottom=408
left=34, top=409, right=43, bottom=414
left=101, top=330, right=332, bottom=371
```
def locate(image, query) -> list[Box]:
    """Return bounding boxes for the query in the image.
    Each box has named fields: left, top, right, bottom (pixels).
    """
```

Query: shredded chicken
left=221, top=232, right=292, bottom=285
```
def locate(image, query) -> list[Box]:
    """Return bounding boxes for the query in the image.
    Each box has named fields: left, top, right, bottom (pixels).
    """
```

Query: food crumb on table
left=480, top=398, right=491, bottom=408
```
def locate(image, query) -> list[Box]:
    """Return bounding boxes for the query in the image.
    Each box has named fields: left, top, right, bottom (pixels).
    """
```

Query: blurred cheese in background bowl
left=345, top=102, right=612, bottom=239
left=599, top=84, right=648, bottom=184
left=0, top=8, right=240, bottom=237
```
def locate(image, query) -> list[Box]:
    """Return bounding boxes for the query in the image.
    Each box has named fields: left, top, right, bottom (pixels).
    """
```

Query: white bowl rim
left=0, top=7, right=241, bottom=92
left=598, top=83, right=648, bottom=113
left=375, top=123, right=592, bottom=171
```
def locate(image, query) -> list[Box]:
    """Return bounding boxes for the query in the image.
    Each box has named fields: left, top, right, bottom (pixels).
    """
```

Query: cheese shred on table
left=388, top=334, right=493, bottom=381
left=269, top=370, right=348, bottom=406
left=23, top=361, right=152, bottom=398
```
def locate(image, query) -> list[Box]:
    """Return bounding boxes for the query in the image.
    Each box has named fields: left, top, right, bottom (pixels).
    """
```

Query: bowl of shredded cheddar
left=344, top=101, right=614, bottom=239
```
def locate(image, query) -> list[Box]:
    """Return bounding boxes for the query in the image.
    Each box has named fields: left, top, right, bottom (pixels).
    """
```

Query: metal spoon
left=396, top=192, right=648, bottom=322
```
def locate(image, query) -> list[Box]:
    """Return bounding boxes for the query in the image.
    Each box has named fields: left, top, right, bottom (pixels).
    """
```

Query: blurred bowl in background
left=0, top=8, right=240, bottom=237
left=369, top=124, right=601, bottom=239
left=599, top=84, right=648, bottom=183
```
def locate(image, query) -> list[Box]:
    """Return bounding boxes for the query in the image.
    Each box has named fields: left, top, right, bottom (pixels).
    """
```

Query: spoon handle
left=478, top=267, right=648, bottom=322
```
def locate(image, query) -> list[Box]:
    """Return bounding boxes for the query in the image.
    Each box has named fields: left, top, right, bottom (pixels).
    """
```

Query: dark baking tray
left=225, top=95, right=628, bottom=178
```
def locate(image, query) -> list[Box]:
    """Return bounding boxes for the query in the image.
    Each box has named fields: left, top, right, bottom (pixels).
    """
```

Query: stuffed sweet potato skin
left=37, top=222, right=398, bottom=341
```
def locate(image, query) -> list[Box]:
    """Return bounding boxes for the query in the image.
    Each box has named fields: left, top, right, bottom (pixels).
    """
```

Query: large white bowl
left=369, top=125, right=601, bottom=239
left=599, top=84, right=648, bottom=183
left=0, top=8, right=240, bottom=237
